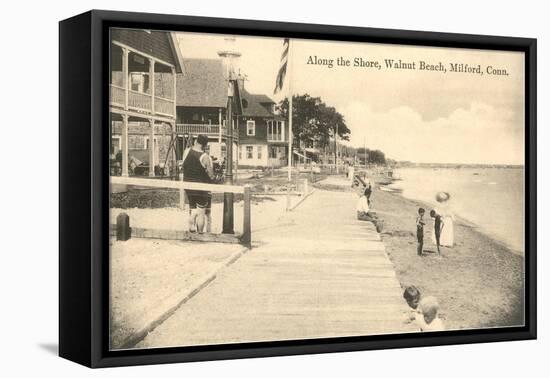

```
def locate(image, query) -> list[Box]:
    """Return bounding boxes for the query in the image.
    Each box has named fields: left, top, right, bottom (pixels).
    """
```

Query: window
left=246, top=120, right=255, bottom=136
left=130, top=73, right=149, bottom=93
left=268, top=120, right=284, bottom=141
left=269, top=146, right=278, bottom=159
left=222, top=119, right=235, bottom=128
left=246, top=146, right=253, bottom=159
left=239, top=145, right=243, bottom=160
left=257, top=145, right=263, bottom=159
left=144, top=136, right=157, bottom=150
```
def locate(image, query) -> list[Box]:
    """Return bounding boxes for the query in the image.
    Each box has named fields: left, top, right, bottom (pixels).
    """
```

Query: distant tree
left=356, top=147, right=386, bottom=165
left=368, top=149, right=386, bottom=165
left=277, top=94, right=350, bottom=148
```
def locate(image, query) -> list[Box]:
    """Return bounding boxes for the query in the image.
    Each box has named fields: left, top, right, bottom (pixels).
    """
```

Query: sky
left=177, top=32, right=525, bottom=165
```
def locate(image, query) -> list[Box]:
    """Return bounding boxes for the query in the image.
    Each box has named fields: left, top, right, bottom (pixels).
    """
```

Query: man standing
left=182, top=134, right=214, bottom=233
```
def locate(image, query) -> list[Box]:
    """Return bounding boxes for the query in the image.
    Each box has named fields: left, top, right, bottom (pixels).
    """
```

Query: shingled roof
left=177, top=59, right=227, bottom=107
left=240, top=88, right=276, bottom=117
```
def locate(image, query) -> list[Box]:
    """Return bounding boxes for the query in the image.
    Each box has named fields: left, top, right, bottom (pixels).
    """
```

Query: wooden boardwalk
left=137, top=185, right=416, bottom=348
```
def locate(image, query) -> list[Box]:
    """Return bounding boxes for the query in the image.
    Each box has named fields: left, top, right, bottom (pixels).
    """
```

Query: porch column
left=149, top=58, right=155, bottom=114
left=234, top=117, right=239, bottom=182
left=121, top=114, right=129, bottom=177
left=149, top=119, right=155, bottom=177
left=172, top=66, right=177, bottom=119
left=218, top=108, right=222, bottom=144
left=122, top=47, right=129, bottom=110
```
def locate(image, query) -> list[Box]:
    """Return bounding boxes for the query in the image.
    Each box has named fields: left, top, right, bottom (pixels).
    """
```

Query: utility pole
left=222, top=81, right=234, bottom=234
left=219, top=38, right=240, bottom=234
left=334, top=124, right=339, bottom=174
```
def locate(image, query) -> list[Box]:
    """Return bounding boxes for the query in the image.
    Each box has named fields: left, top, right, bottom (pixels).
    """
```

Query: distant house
left=174, top=58, right=288, bottom=170
left=109, top=28, right=184, bottom=176
left=238, top=84, right=288, bottom=169
left=175, top=58, right=242, bottom=164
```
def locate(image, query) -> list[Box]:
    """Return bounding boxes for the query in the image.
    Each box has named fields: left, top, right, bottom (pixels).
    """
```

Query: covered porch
left=109, top=41, right=177, bottom=177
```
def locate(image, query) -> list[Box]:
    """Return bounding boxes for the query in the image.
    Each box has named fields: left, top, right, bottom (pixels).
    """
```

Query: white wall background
left=1, top=0, right=546, bottom=376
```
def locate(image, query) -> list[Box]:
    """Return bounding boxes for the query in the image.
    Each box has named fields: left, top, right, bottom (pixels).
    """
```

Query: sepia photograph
left=108, top=27, right=525, bottom=350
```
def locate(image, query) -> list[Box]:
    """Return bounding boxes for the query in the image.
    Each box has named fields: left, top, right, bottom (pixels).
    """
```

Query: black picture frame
left=59, top=9, right=537, bottom=368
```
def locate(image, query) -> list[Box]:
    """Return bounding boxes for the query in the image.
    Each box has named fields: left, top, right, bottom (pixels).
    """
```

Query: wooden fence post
left=242, top=185, right=251, bottom=246
left=116, top=212, right=131, bottom=241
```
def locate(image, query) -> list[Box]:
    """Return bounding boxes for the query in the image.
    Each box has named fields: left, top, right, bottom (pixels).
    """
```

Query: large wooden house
left=109, top=28, right=184, bottom=176
left=175, top=58, right=242, bottom=164
left=175, top=55, right=288, bottom=171
left=237, top=85, right=288, bottom=169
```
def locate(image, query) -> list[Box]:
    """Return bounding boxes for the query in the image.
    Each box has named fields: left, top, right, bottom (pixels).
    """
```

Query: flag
left=273, top=38, right=289, bottom=94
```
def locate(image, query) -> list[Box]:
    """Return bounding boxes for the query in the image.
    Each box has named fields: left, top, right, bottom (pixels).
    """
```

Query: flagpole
left=287, top=39, right=293, bottom=182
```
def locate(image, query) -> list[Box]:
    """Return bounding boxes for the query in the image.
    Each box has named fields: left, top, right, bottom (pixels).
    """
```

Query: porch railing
left=110, top=85, right=125, bottom=107
left=268, top=134, right=286, bottom=142
left=154, top=96, right=174, bottom=117
left=128, top=89, right=152, bottom=111
left=176, top=123, right=227, bottom=136
left=110, top=84, right=175, bottom=118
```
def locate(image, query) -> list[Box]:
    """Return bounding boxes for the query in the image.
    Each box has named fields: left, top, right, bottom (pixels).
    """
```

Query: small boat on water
left=380, top=186, right=403, bottom=193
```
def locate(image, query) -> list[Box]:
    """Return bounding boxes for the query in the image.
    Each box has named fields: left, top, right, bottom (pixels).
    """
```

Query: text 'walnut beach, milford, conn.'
left=306, top=55, right=510, bottom=75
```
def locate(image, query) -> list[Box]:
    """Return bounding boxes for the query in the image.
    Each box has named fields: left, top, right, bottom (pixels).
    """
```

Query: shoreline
left=371, top=181, right=525, bottom=330
left=388, top=166, right=525, bottom=255
left=385, top=185, right=524, bottom=256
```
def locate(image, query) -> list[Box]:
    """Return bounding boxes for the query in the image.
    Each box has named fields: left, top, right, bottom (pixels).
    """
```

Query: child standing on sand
left=416, top=208, right=426, bottom=256
left=430, top=209, right=444, bottom=256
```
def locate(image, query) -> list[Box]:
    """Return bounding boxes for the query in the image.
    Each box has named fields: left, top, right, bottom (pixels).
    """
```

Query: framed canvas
left=59, top=10, right=537, bottom=368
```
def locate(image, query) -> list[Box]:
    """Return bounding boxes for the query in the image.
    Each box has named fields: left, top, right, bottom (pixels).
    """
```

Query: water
left=389, top=167, right=525, bottom=255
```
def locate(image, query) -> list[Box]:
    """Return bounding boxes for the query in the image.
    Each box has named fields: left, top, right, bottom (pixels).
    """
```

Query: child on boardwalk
left=416, top=208, right=426, bottom=256
left=415, top=296, right=445, bottom=332
left=430, top=209, right=444, bottom=256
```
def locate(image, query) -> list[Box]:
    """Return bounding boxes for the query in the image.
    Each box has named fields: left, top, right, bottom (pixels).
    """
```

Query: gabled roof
left=111, top=29, right=183, bottom=73
left=177, top=59, right=228, bottom=108
left=240, top=88, right=276, bottom=118
left=168, top=32, right=185, bottom=74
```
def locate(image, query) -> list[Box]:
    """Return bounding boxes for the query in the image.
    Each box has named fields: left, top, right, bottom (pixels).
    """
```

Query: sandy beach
left=371, top=183, right=525, bottom=330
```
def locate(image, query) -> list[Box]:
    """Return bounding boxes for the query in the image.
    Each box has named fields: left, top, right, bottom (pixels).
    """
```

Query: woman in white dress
left=432, top=192, right=454, bottom=247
